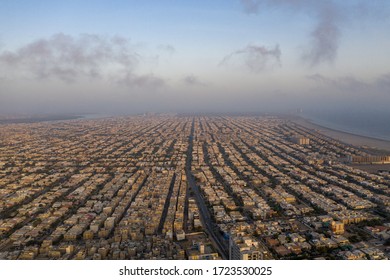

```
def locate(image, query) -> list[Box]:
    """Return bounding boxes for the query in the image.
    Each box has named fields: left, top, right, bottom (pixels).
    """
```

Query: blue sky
left=0, top=0, right=390, bottom=114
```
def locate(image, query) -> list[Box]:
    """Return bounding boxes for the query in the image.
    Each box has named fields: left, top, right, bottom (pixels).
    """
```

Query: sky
left=0, top=0, right=390, bottom=115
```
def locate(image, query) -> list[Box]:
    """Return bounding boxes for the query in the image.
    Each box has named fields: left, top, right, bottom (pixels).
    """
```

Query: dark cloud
left=220, top=44, right=281, bottom=72
left=0, top=33, right=165, bottom=87
left=182, top=75, right=207, bottom=87
left=239, top=0, right=388, bottom=66
left=302, top=2, right=341, bottom=66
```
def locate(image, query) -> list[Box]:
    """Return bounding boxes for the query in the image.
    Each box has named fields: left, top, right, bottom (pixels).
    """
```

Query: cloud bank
left=0, top=33, right=164, bottom=87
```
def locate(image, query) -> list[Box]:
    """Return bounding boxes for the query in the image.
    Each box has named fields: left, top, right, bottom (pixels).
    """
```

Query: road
left=185, top=118, right=229, bottom=259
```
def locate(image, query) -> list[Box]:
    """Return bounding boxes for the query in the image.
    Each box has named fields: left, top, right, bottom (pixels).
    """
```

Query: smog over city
left=1, top=0, right=390, bottom=269
left=0, top=1, right=389, bottom=117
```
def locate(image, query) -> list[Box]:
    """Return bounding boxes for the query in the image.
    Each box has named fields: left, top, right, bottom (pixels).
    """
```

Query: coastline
left=0, top=114, right=111, bottom=124
left=290, top=116, right=390, bottom=153
left=0, top=115, right=83, bottom=124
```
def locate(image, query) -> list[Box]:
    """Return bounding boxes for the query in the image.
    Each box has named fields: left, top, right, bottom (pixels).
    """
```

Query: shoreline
left=0, top=114, right=112, bottom=124
left=0, top=115, right=83, bottom=124
left=290, top=116, right=390, bottom=153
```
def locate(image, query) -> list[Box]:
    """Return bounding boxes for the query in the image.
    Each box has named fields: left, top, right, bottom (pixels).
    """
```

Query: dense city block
left=0, top=116, right=389, bottom=260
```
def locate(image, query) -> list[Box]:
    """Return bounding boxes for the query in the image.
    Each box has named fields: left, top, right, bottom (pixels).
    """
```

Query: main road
left=185, top=118, right=229, bottom=259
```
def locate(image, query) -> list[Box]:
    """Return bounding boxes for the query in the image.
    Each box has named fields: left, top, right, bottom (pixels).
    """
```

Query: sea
left=303, top=110, right=390, bottom=142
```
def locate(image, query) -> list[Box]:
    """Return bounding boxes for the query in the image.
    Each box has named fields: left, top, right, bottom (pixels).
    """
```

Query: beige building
left=229, top=236, right=262, bottom=260
left=292, top=136, right=310, bottom=145
left=348, top=155, right=390, bottom=164
left=330, top=221, right=345, bottom=235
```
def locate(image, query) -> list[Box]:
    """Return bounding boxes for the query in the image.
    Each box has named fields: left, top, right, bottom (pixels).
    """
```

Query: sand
left=291, top=117, right=390, bottom=153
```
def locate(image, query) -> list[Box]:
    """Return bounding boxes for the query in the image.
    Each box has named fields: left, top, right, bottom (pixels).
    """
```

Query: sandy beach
left=290, top=117, right=390, bottom=153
